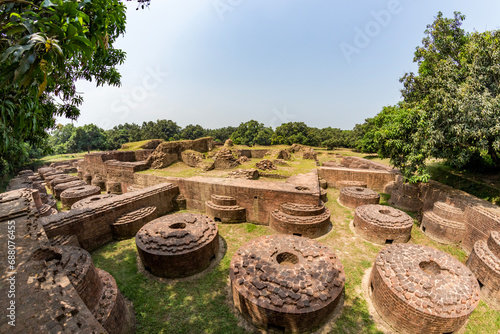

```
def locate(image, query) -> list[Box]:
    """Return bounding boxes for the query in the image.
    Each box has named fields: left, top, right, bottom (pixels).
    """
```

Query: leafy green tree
left=207, top=126, right=236, bottom=143
left=141, top=120, right=180, bottom=141
left=106, top=122, right=142, bottom=149
left=368, top=12, right=500, bottom=181
left=47, top=123, right=76, bottom=154
left=180, top=124, right=207, bottom=140
left=230, top=120, right=273, bottom=146
left=66, top=124, right=108, bottom=153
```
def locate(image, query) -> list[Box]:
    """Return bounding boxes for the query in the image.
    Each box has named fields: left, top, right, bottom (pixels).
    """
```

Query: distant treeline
left=48, top=119, right=367, bottom=154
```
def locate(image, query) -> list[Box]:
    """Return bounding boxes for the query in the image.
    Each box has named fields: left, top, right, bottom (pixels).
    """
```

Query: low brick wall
left=134, top=174, right=321, bottom=225
left=318, top=166, right=397, bottom=193
left=42, top=183, right=179, bottom=250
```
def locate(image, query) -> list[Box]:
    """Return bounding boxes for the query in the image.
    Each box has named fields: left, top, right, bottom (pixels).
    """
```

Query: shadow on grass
left=92, top=238, right=248, bottom=334
left=328, top=295, right=383, bottom=334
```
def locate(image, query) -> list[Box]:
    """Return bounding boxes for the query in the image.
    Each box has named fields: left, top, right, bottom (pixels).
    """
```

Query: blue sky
left=63, top=0, right=500, bottom=130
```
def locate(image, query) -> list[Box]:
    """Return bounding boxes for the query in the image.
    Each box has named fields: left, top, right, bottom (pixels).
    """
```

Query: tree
left=230, top=120, right=273, bottom=146
left=370, top=12, right=500, bottom=181
left=0, top=0, right=128, bottom=175
left=47, top=123, right=76, bottom=154
left=207, top=126, right=236, bottom=143
left=180, top=124, right=207, bottom=140
left=66, top=124, right=108, bottom=153
left=141, top=120, right=181, bottom=141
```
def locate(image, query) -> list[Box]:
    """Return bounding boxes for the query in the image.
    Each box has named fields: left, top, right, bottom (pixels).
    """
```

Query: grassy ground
left=91, top=188, right=500, bottom=334
left=120, top=139, right=164, bottom=151
left=427, top=162, right=500, bottom=205
left=37, top=152, right=91, bottom=163
left=140, top=150, right=319, bottom=180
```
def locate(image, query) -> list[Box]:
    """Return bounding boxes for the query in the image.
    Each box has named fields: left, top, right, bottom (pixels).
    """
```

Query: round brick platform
left=111, top=206, right=157, bottom=239
left=466, top=231, right=500, bottom=309
left=230, top=235, right=345, bottom=332
left=270, top=203, right=331, bottom=238
left=60, top=185, right=101, bottom=209
left=136, top=213, right=219, bottom=278
left=71, top=193, right=117, bottom=210
left=339, top=187, right=380, bottom=208
left=48, top=175, right=80, bottom=193
left=421, top=201, right=466, bottom=245
left=205, top=194, right=246, bottom=223
left=53, top=179, right=86, bottom=200
left=353, top=205, right=413, bottom=244
left=370, top=243, right=480, bottom=334
left=94, top=268, right=134, bottom=334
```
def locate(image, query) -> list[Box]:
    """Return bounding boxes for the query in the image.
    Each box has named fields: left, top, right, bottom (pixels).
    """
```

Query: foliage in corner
left=358, top=11, right=500, bottom=182
left=0, top=0, right=127, bottom=175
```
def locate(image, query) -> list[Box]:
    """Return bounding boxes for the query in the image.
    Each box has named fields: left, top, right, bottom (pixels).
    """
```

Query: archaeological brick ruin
left=353, top=204, right=413, bottom=245
left=2, top=138, right=500, bottom=333
left=338, top=186, right=380, bottom=208
left=370, top=244, right=480, bottom=334
left=136, top=213, right=219, bottom=278
left=230, top=235, right=345, bottom=332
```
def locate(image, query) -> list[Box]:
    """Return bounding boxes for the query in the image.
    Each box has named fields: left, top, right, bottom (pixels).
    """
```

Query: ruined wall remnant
left=0, top=188, right=134, bottom=333
left=42, top=183, right=179, bottom=250
left=146, top=137, right=214, bottom=169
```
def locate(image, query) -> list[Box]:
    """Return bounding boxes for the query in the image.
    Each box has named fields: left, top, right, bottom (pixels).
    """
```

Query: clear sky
left=63, top=0, right=500, bottom=130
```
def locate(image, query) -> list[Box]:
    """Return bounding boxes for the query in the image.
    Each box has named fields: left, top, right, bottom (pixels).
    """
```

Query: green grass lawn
left=91, top=188, right=500, bottom=334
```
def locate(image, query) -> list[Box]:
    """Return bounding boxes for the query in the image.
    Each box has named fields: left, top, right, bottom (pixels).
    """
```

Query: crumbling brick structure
left=339, top=187, right=380, bottom=208
left=134, top=174, right=322, bottom=225
left=42, top=183, right=179, bottom=250
left=370, top=243, right=480, bottom=334
left=230, top=235, right=345, bottom=332
left=60, top=185, right=101, bottom=209
left=205, top=194, right=246, bottom=223
left=389, top=180, right=422, bottom=212
left=71, top=193, right=117, bottom=209
left=270, top=202, right=331, bottom=238
left=53, top=180, right=86, bottom=200
left=136, top=213, right=219, bottom=278
left=353, top=204, right=413, bottom=245
left=0, top=188, right=133, bottom=333
left=421, top=199, right=466, bottom=244
left=466, top=231, right=500, bottom=309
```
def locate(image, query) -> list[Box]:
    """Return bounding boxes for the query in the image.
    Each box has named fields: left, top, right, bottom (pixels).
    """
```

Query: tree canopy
left=0, top=0, right=130, bottom=177
left=358, top=12, right=500, bottom=182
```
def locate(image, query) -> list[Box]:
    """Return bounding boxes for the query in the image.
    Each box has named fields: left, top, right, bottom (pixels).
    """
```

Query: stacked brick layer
left=230, top=235, right=345, bottom=332
left=136, top=213, right=219, bottom=278
left=421, top=201, right=465, bottom=244
left=466, top=231, right=500, bottom=309
left=111, top=205, right=157, bottom=239
left=353, top=204, right=413, bottom=244
left=270, top=203, right=331, bottom=238
left=370, top=244, right=480, bottom=334
left=339, top=187, right=380, bottom=208
left=205, top=194, right=246, bottom=223
left=61, top=185, right=101, bottom=209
